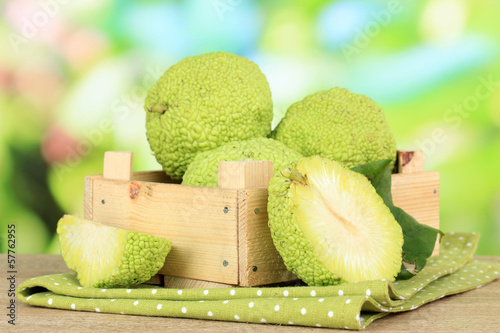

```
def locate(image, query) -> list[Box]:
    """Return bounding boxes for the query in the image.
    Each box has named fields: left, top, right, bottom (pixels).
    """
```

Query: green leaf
left=351, top=159, right=393, bottom=206
left=351, top=160, right=440, bottom=280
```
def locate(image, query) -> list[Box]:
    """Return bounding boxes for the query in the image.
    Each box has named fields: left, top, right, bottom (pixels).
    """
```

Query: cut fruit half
left=267, top=156, right=404, bottom=285
left=57, top=215, right=171, bottom=288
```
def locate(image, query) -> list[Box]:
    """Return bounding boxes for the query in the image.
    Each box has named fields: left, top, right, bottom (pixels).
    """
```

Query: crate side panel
left=391, top=171, right=440, bottom=255
left=238, top=189, right=297, bottom=286
left=91, top=179, right=239, bottom=284
left=84, top=175, right=102, bottom=220
left=132, top=171, right=180, bottom=184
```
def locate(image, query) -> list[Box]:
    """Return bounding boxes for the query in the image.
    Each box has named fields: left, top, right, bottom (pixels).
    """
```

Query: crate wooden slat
left=84, top=150, right=440, bottom=287
left=237, top=188, right=298, bottom=286
left=398, top=150, right=424, bottom=174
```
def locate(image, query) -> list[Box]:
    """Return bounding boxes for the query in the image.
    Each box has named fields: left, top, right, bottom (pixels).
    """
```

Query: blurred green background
left=1, top=0, right=499, bottom=255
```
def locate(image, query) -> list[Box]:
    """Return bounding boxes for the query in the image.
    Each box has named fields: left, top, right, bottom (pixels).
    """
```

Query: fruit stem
left=281, top=168, right=307, bottom=185
left=148, top=103, right=167, bottom=114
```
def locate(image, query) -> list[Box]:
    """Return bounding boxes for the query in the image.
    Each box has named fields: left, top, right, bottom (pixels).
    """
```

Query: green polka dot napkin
left=17, top=233, right=500, bottom=330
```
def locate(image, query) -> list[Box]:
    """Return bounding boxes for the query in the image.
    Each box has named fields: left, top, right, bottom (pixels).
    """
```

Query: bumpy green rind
left=274, top=87, right=397, bottom=169
left=94, top=232, right=171, bottom=288
left=182, top=138, right=303, bottom=187
left=267, top=167, right=345, bottom=286
left=145, top=51, right=273, bottom=179
left=58, top=216, right=172, bottom=288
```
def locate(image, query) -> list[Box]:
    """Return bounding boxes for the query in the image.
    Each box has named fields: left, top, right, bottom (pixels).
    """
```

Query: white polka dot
left=96, top=308, right=100, bottom=312
left=346, top=299, right=351, bottom=304
left=157, top=304, right=162, bottom=310
left=78, top=287, right=82, bottom=290
left=288, top=322, right=294, bottom=325
left=102, top=289, right=106, bottom=292
left=310, top=290, right=316, bottom=296
left=486, top=275, right=490, bottom=279
left=71, top=304, right=75, bottom=309
left=261, top=318, right=266, bottom=323
left=459, top=236, right=464, bottom=240
left=204, top=290, right=209, bottom=295
left=293, top=298, right=298, bottom=300
left=234, top=315, right=240, bottom=320
left=152, top=289, right=157, bottom=294
left=466, top=243, right=472, bottom=247
left=54, top=283, right=59, bottom=286
left=134, top=301, right=139, bottom=306
left=181, top=307, right=187, bottom=313
left=208, top=311, right=213, bottom=317
left=178, top=290, right=183, bottom=295
left=356, top=314, right=360, bottom=321
left=249, top=302, right=254, bottom=308
left=223, top=300, right=229, bottom=304
left=366, top=289, right=371, bottom=296
left=62, top=277, right=67, bottom=280
left=67, top=283, right=71, bottom=285
left=274, top=305, right=280, bottom=311
left=111, top=299, right=116, bottom=302
left=257, top=290, right=262, bottom=296
left=126, top=289, right=132, bottom=293
left=283, top=290, right=289, bottom=296
left=338, top=290, right=344, bottom=296
left=319, top=298, right=324, bottom=302
left=26, top=296, right=31, bottom=301
left=301, top=308, right=307, bottom=315
left=316, top=324, right=321, bottom=327
left=230, top=289, right=235, bottom=296
left=328, top=311, right=334, bottom=317
left=48, top=298, right=53, bottom=305
left=49, top=278, right=54, bottom=280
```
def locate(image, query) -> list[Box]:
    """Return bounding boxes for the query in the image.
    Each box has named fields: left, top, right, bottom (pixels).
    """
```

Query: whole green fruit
left=182, top=138, right=303, bottom=187
left=274, top=87, right=397, bottom=169
left=145, top=51, right=273, bottom=179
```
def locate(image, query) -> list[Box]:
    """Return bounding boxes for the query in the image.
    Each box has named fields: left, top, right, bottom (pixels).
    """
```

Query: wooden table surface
left=1, top=255, right=499, bottom=332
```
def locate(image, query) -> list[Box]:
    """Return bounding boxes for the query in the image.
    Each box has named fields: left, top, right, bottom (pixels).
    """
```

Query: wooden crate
left=84, top=150, right=439, bottom=288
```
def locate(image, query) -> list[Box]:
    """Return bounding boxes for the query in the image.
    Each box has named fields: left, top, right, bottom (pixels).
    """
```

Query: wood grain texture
left=218, top=160, right=273, bottom=189
left=392, top=171, right=440, bottom=256
left=91, top=179, right=240, bottom=285
left=163, top=276, right=232, bottom=289
left=398, top=150, right=425, bottom=174
left=237, top=188, right=297, bottom=287
left=83, top=175, right=95, bottom=220
left=103, top=151, right=133, bottom=181
left=5, top=254, right=499, bottom=333
left=131, top=171, right=179, bottom=184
